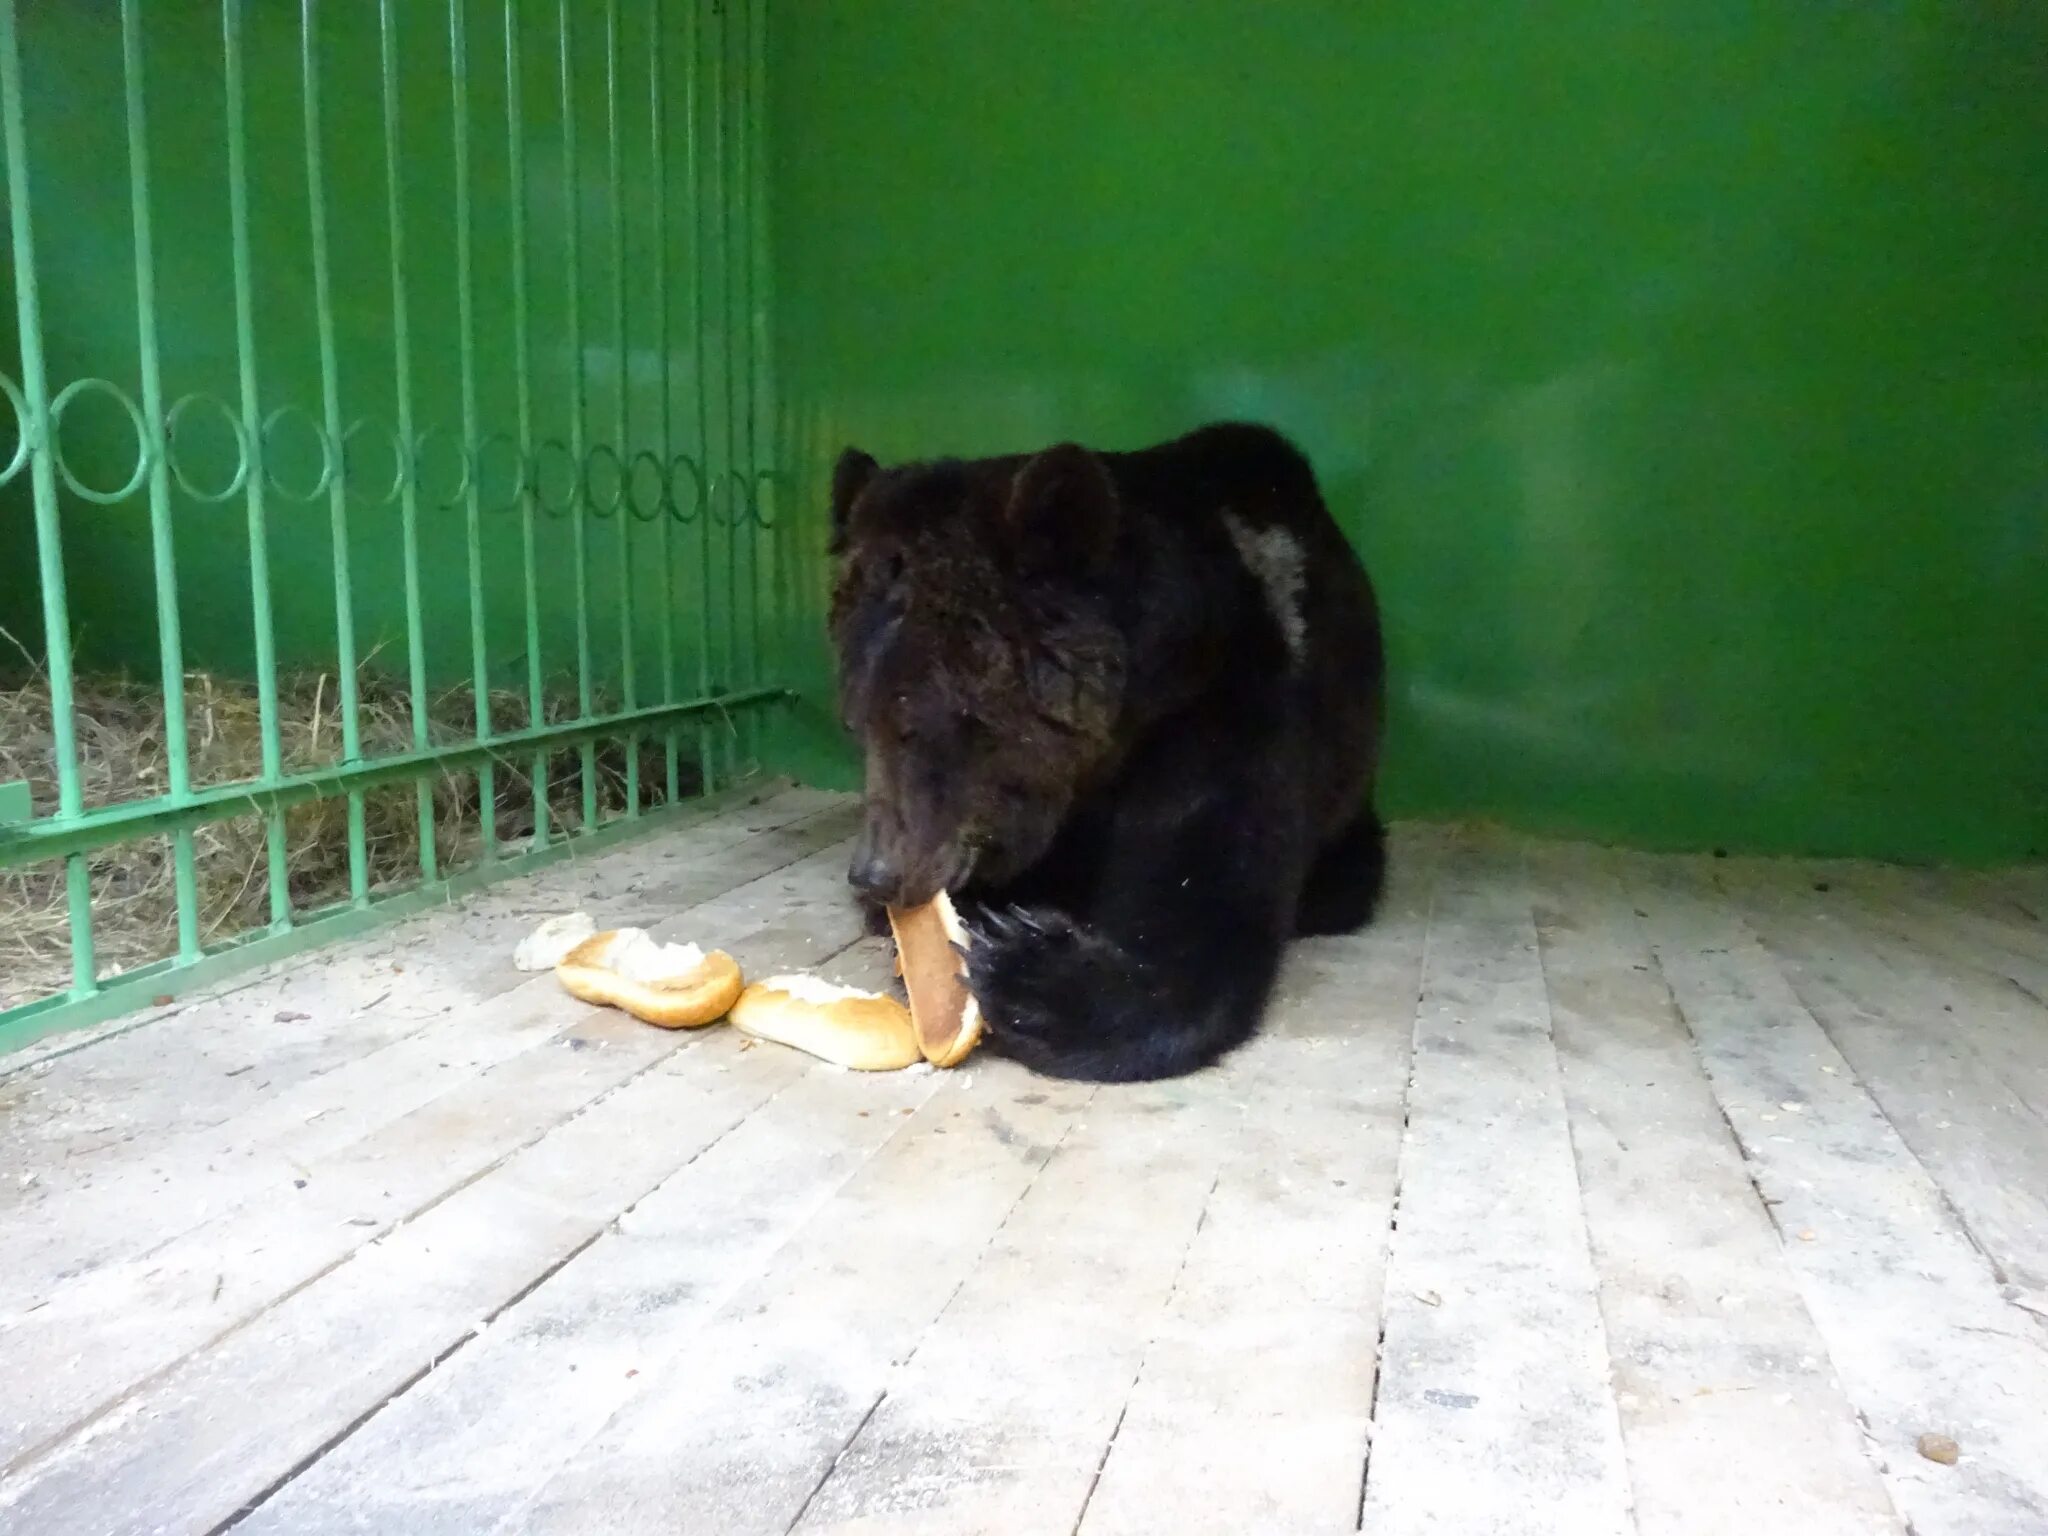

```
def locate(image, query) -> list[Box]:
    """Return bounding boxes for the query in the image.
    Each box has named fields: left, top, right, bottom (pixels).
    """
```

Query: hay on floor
left=0, top=663, right=708, bottom=1010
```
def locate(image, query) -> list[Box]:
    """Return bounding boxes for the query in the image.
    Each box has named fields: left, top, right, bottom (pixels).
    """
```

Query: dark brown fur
left=830, top=422, right=1385, bottom=1082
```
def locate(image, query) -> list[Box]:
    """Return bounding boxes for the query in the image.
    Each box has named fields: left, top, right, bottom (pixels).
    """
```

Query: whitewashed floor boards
left=3, top=793, right=2044, bottom=1534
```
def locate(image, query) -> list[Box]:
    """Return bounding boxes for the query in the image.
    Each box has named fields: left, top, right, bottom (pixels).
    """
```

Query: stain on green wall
left=765, top=0, right=2048, bottom=863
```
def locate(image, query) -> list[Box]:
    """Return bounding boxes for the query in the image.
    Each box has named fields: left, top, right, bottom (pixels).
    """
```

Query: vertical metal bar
left=379, top=0, right=438, bottom=883
left=747, top=0, right=775, bottom=717
left=709, top=0, right=738, bottom=780
left=300, top=0, right=368, bottom=904
left=684, top=0, right=714, bottom=793
left=650, top=0, right=679, bottom=805
left=559, top=0, right=598, bottom=831
left=506, top=0, right=548, bottom=848
left=221, top=0, right=290, bottom=932
left=745, top=0, right=774, bottom=708
left=118, top=0, right=201, bottom=962
left=0, top=0, right=96, bottom=993
left=450, top=0, right=496, bottom=857
left=605, top=0, right=638, bottom=819
left=737, top=0, right=762, bottom=750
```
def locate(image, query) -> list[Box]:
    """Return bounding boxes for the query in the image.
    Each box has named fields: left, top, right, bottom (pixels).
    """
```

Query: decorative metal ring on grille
left=0, top=369, right=33, bottom=489
left=626, top=449, right=667, bottom=522
left=412, top=425, right=473, bottom=510
left=750, top=468, right=784, bottom=530
left=50, top=377, right=154, bottom=505
left=533, top=437, right=581, bottom=518
left=340, top=416, right=407, bottom=508
left=732, top=473, right=762, bottom=529
left=583, top=442, right=627, bottom=519
left=476, top=432, right=525, bottom=514
left=667, top=452, right=707, bottom=525
left=164, top=393, right=252, bottom=504
left=706, top=471, right=743, bottom=527
left=260, top=404, right=337, bottom=502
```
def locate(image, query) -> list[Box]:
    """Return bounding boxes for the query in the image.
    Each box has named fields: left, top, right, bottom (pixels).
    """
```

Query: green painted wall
left=764, top=1, right=2048, bottom=864
left=2, top=1, right=775, bottom=712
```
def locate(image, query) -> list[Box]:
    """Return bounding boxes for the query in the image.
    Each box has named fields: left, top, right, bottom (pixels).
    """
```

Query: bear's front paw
left=960, top=904, right=1144, bottom=1065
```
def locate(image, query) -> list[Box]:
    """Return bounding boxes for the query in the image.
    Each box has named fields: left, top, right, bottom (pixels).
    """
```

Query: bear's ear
left=1005, top=443, right=1118, bottom=575
left=829, top=447, right=880, bottom=552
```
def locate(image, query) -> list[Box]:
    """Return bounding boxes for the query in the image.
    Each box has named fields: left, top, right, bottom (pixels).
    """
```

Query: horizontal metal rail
left=0, top=775, right=788, bottom=1061
left=0, top=687, right=787, bottom=869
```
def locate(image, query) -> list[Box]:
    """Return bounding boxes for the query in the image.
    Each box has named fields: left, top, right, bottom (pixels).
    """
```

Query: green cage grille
left=0, top=0, right=788, bottom=1052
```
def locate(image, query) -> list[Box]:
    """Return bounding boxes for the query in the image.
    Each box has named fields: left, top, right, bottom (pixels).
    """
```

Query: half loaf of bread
left=555, top=929, right=743, bottom=1029
left=728, top=975, right=923, bottom=1071
left=887, top=891, right=983, bottom=1068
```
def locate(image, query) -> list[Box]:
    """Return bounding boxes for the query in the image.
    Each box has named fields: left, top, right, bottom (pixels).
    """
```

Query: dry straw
left=0, top=631, right=692, bottom=1008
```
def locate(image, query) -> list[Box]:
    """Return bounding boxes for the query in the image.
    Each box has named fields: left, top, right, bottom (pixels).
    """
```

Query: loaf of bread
left=888, top=891, right=983, bottom=1068
left=554, top=929, right=744, bottom=1029
left=728, top=974, right=923, bottom=1071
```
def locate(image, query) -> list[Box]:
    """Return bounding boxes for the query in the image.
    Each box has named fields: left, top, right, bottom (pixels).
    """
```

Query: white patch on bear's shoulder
left=1221, top=513, right=1307, bottom=663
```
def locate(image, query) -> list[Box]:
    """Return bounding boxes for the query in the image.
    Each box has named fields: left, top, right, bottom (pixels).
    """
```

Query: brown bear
left=829, top=421, right=1386, bottom=1081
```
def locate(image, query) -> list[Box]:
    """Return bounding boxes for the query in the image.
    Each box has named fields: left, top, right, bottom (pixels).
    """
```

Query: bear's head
left=827, top=442, right=1127, bottom=908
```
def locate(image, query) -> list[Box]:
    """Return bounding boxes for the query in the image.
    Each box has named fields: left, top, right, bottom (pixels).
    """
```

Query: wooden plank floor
left=3, top=790, right=2046, bottom=1535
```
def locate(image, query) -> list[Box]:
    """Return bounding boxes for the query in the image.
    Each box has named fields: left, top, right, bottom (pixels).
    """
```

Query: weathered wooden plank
left=1530, top=840, right=1904, bottom=1536
left=490, top=1061, right=1092, bottom=1536
left=1749, top=862, right=2048, bottom=1122
left=1074, top=831, right=1438, bottom=1536
left=0, top=785, right=842, bottom=1206
left=1719, top=858, right=2048, bottom=1307
left=785, top=1085, right=1236, bottom=1536
left=1359, top=833, right=1633, bottom=1536
left=0, top=836, right=865, bottom=1482
left=232, top=941, right=933, bottom=1536
left=1624, top=854, right=2048, bottom=1536
left=0, top=1043, right=812, bottom=1536
left=1821, top=866, right=2048, bottom=1013
left=0, top=803, right=858, bottom=1298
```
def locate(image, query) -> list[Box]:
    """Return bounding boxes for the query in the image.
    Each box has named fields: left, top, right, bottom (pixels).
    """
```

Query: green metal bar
left=0, top=0, right=96, bottom=995
left=450, top=0, right=496, bottom=858
left=685, top=0, right=714, bottom=795
left=300, top=0, right=369, bottom=906
left=748, top=0, right=778, bottom=711
left=738, top=0, right=763, bottom=746
left=0, top=773, right=788, bottom=1061
left=710, top=0, right=739, bottom=783
left=505, top=0, right=549, bottom=850
left=118, top=0, right=201, bottom=963
left=605, top=0, right=638, bottom=820
left=558, top=0, right=598, bottom=831
left=0, top=689, right=788, bottom=870
left=221, top=0, right=290, bottom=933
left=379, top=0, right=439, bottom=884
left=650, top=0, right=679, bottom=806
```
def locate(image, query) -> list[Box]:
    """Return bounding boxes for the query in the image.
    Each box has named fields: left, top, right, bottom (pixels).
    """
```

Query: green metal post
left=559, top=0, right=598, bottom=832
left=684, top=0, right=714, bottom=794
left=379, top=0, right=439, bottom=883
left=709, top=0, right=738, bottom=783
left=450, top=0, right=496, bottom=857
left=118, top=0, right=201, bottom=961
left=300, top=0, right=369, bottom=905
left=747, top=0, right=777, bottom=710
left=650, top=0, right=679, bottom=805
left=505, top=0, right=548, bottom=849
left=221, top=0, right=290, bottom=932
left=605, top=0, right=639, bottom=819
left=737, top=0, right=762, bottom=752
left=0, top=0, right=96, bottom=995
